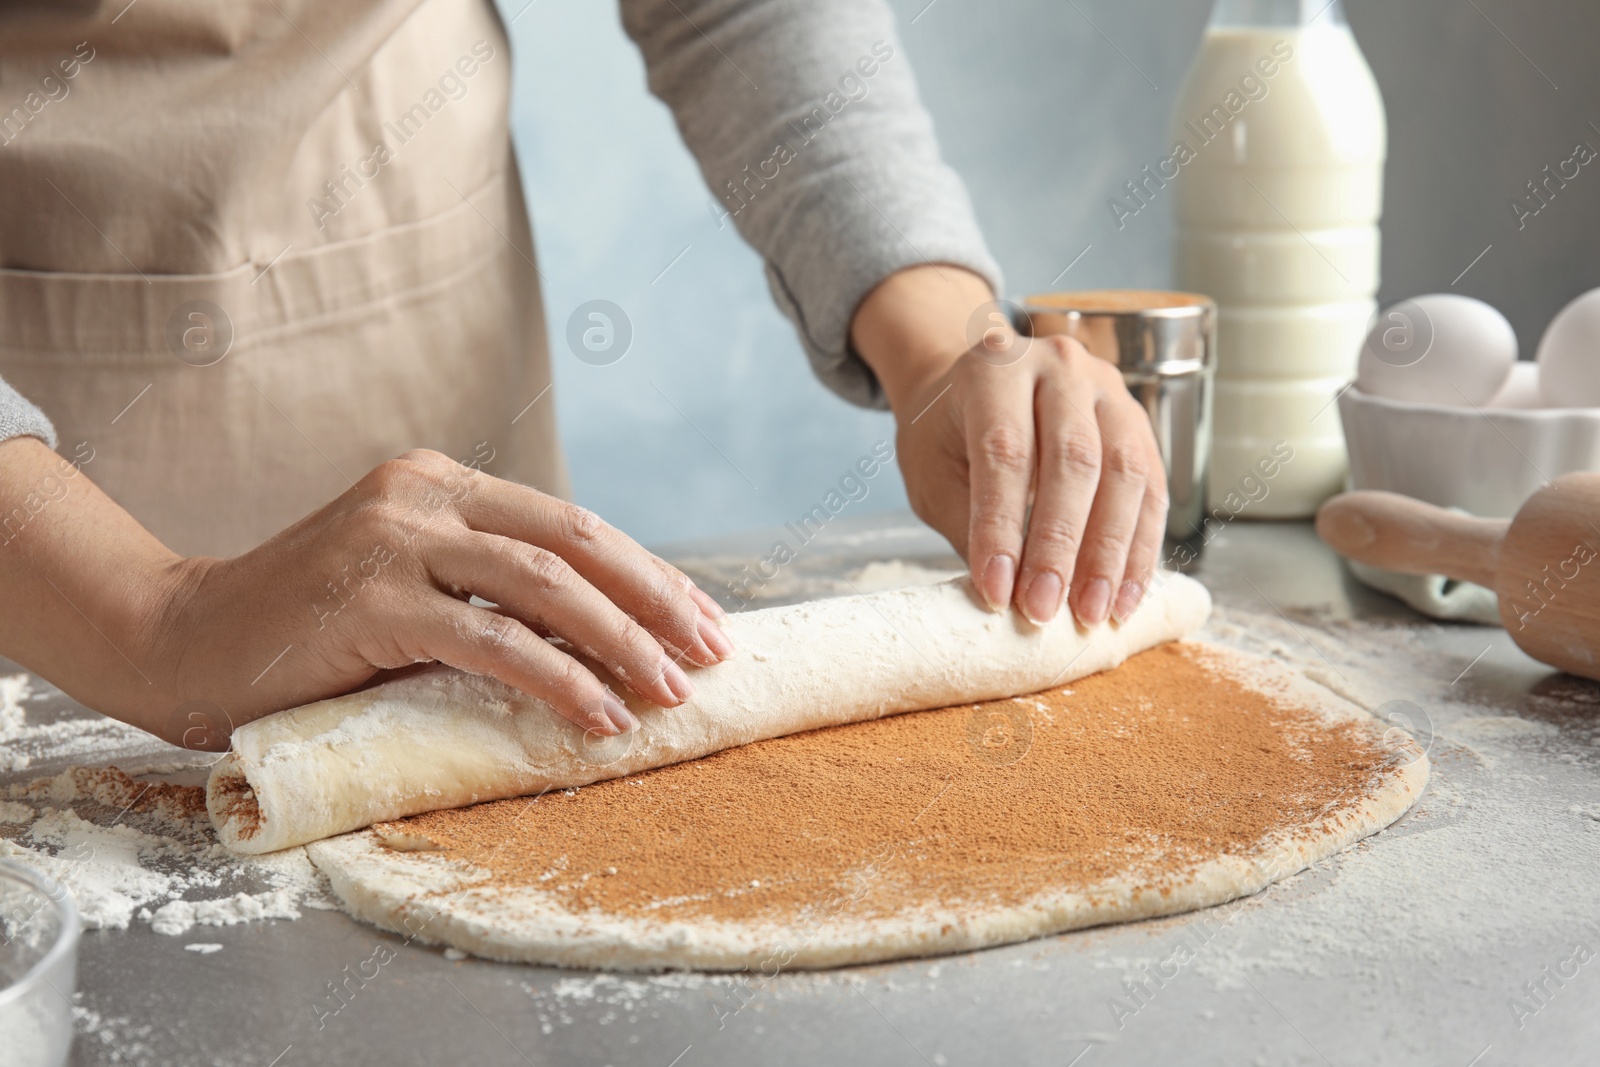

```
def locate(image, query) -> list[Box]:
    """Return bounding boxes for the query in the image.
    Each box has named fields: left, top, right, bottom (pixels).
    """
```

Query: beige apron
left=0, top=0, right=568, bottom=558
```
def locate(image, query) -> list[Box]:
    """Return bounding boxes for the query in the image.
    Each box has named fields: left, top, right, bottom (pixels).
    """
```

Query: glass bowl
left=0, top=859, right=80, bottom=1067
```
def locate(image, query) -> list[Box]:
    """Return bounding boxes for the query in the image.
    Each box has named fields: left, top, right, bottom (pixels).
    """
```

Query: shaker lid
left=1019, top=289, right=1215, bottom=375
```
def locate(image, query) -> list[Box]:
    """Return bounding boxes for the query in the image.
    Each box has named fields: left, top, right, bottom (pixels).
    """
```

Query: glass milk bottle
left=1171, top=0, right=1385, bottom=518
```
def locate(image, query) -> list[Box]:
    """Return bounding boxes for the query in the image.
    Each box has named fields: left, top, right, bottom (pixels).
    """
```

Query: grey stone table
left=7, top=514, right=1597, bottom=1066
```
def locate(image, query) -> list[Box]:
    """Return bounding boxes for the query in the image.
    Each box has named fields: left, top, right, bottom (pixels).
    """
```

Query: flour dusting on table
left=0, top=674, right=157, bottom=774
left=1, top=748, right=331, bottom=937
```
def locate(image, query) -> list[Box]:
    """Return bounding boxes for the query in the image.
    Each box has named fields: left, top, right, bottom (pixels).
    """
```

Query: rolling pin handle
left=1315, top=491, right=1505, bottom=589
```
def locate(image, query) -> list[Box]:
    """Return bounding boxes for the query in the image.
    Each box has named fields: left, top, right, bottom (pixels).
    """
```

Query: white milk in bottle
left=1170, top=0, right=1385, bottom=518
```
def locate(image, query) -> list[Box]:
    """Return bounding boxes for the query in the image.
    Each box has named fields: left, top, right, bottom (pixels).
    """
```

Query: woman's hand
left=0, top=438, right=730, bottom=748
left=851, top=265, right=1169, bottom=627
left=158, top=450, right=734, bottom=744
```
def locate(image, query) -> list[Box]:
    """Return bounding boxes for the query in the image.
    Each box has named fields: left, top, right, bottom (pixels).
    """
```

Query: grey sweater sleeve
left=621, top=0, right=1002, bottom=409
left=0, top=377, right=57, bottom=449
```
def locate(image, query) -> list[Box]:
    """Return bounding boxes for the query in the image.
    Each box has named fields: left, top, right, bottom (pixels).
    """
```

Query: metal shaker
left=1018, top=290, right=1215, bottom=542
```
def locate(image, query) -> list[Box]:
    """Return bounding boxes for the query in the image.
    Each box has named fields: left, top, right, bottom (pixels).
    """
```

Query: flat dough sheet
left=305, top=641, right=1428, bottom=972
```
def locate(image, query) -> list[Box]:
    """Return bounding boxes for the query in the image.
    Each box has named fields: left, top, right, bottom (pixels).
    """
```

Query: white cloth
left=1347, top=560, right=1501, bottom=626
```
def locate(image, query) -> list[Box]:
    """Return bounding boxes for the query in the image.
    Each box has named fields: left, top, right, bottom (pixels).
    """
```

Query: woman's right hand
left=156, top=449, right=734, bottom=746
left=0, top=438, right=731, bottom=749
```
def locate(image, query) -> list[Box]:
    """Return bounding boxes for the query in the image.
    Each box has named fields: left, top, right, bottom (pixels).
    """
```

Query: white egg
left=1355, top=294, right=1516, bottom=405
left=1536, top=287, right=1600, bottom=408
left=1486, top=360, right=1543, bottom=409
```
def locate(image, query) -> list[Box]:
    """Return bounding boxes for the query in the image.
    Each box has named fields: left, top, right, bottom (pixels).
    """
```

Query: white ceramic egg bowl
left=1338, top=375, right=1600, bottom=518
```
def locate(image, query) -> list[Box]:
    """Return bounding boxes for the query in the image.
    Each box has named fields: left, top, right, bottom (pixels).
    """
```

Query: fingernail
left=1021, top=571, right=1063, bottom=624
left=661, top=656, right=696, bottom=703
left=683, top=576, right=727, bottom=619
left=698, top=614, right=734, bottom=660
left=695, top=587, right=728, bottom=620
left=980, top=554, right=1016, bottom=611
left=1075, top=578, right=1112, bottom=627
left=602, top=691, right=638, bottom=733
left=1111, top=580, right=1144, bottom=624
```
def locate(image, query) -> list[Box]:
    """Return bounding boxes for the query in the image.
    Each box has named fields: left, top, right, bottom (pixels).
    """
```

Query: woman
left=0, top=0, right=1166, bottom=747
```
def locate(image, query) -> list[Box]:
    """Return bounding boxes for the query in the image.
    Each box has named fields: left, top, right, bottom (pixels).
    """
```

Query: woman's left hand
left=851, top=264, right=1170, bottom=628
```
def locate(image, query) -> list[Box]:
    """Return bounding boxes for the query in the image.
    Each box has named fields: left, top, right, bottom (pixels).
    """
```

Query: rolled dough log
left=209, top=573, right=1211, bottom=854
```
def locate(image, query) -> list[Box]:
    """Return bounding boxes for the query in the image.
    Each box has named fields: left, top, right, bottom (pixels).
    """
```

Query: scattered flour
left=542, top=971, right=720, bottom=1007
left=521, top=972, right=734, bottom=1034
left=10, top=808, right=182, bottom=930
left=1, top=763, right=330, bottom=937
left=147, top=888, right=302, bottom=936
left=0, top=799, right=33, bottom=823
left=70, top=1003, right=156, bottom=1064
left=0, top=674, right=157, bottom=774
